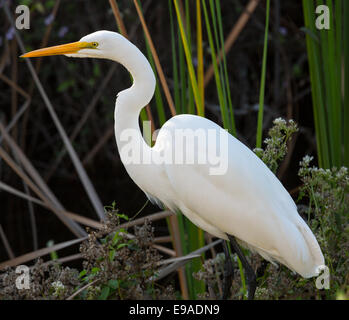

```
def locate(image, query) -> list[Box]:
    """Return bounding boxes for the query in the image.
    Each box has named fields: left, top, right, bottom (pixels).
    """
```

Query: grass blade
left=196, top=0, right=204, bottom=112
left=202, top=0, right=231, bottom=132
left=256, top=0, right=270, bottom=149
left=344, top=0, right=349, bottom=166
left=174, top=0, right=203, bottom=116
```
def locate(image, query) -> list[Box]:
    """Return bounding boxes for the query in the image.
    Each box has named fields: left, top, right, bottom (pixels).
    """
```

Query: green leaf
left=112, top=232, right=121, bottom=246
left=117, top=213, right=129, bottom=221
left=57, top=79, right=75, bottom=92
left=98, top=286, right=110, bottom=300
left=46, top=240, right=58, bottom=261
left=33, top=2, right=45, bottom=13
left=109, top=249, right=116, bottom=262
left=116, top=243, right=128, bottom=250
left=108, top=279, right=119, bottom=290
left=91, top=267, right=100, bottom=275
left=256, top=0, right=270, bottom=149
left=93, top=64, right=101, bottom=77
left=20, top=0, right=33, bottom=6
left=45, top=0, right=55, bottom=9
left=79, top=270, right=87, bottom=278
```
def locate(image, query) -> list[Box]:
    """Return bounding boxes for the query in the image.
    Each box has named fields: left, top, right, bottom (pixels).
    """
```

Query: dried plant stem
left=0, top=180, right=102, bottom=230
left=0, top=145, right=85, bottom=237
left=0, top=73, right=30, bottom=100
left=66, top=279, right=99, bottom=300
left=82, top=126, right=114, bottom=166
left=0, top=224, right=15, bottom=259
left=151, top=239, right=222, bottom=282
left=0, top=237, right=87, bottom=270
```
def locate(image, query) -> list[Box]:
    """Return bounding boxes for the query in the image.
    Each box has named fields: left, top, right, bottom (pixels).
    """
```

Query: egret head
left=21, top=30, right=156, bottom=104
left=21, top=30, right=129, bottom=61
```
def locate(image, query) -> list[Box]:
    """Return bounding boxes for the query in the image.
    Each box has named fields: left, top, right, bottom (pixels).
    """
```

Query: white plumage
left=151, top=114, right=324, bottom=278
left=107, top=30, right=324, bottom=279
left=22, top=30, right=324, bottom=282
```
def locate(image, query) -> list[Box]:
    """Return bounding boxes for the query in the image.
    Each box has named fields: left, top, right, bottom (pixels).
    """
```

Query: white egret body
left=22, top=31, right=324, bottom=282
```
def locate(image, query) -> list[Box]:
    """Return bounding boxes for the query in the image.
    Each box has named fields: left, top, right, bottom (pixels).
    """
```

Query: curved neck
left=113, top=40, right=156, bottom=168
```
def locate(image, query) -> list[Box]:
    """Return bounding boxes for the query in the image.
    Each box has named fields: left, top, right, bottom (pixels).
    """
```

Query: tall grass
left=303, top=0, right=348, bottom=168
left=140, top=0, right=271, bottom=299
left=201, top=0, right=236, bottom=135
left=172, top=0, right=206, bottom=299
left=256, top=0, right=270, bottom=149
left=164, top=0, right=241, bottom=299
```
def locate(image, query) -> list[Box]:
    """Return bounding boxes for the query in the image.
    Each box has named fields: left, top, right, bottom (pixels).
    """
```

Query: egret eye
left=91, top=42, right=98, bottom=48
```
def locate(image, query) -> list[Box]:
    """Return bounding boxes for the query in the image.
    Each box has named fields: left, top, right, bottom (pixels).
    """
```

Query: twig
left=153, top=235, right=172, bottom=243
left=151, top=239, right=223, bottom=282
left=109, top=0, right=127, bottom=36
left=143, top=253, right=201, bottom=269
left=66, top=279, right=98, bottom=300
left=152, top=244, right=176, bottom=257
left=0, top=73, right=30, bottom=100
left=117, top=210, right=173, bottom=230
left=0, top=181, right=43, bottom=206
left=0, top=180, right=103, bottom=230
left=0, top=237, right=87, bottom=270
left=82, top=125, right=114, bottom=166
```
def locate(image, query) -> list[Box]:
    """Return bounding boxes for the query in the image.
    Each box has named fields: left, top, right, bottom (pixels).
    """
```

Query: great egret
left=22, top=30, right=325, bottom=299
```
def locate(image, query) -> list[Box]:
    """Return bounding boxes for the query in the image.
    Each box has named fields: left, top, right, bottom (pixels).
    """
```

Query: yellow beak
left=20, top=41, right=92, bottom=58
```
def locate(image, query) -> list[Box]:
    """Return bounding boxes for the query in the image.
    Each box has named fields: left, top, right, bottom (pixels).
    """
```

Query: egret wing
left=158, top=114, right=323, bottom=277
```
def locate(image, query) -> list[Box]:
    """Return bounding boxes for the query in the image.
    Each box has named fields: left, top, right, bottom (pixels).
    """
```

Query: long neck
left=113, top=40, right=156, bottom=170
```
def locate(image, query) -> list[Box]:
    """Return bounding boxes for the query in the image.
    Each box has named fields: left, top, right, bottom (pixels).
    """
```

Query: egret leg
left=221, top=240, right=234, bottom=300
left=227, top=234, right=256, bottom=300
